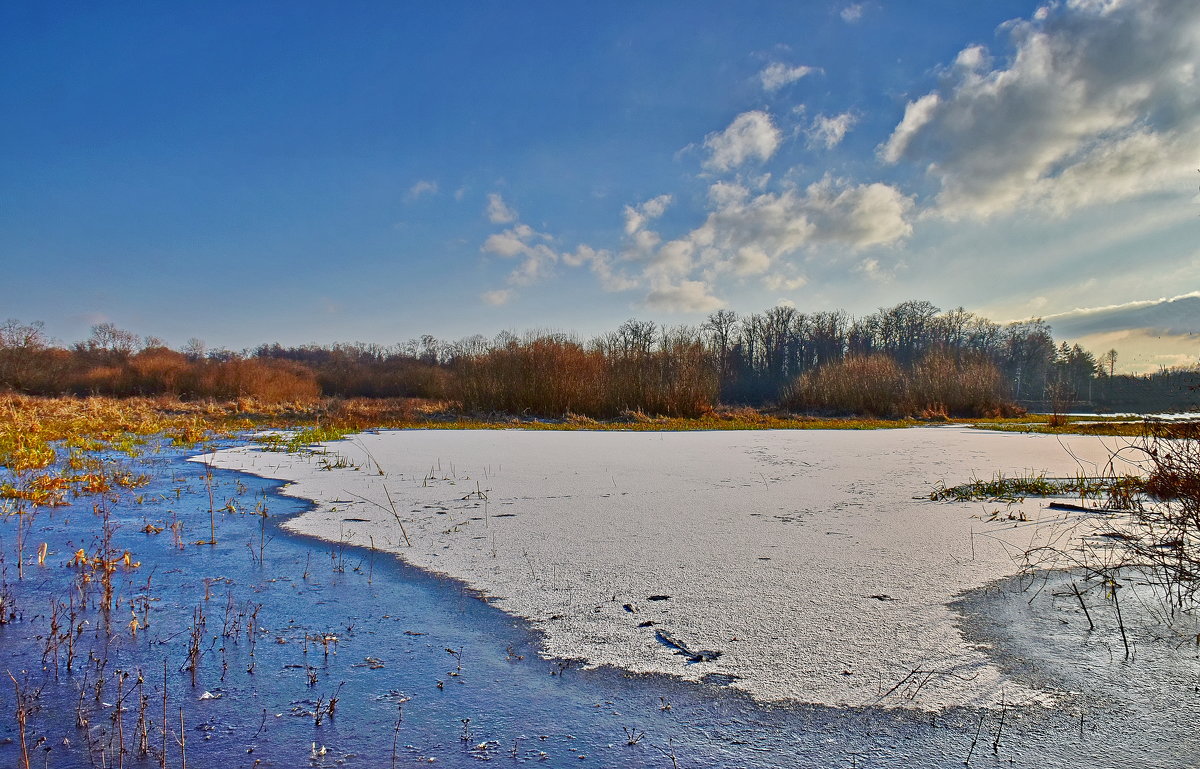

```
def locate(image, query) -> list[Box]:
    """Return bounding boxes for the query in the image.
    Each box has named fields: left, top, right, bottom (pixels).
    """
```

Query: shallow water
left=0, top=437, right=1195, bottom=767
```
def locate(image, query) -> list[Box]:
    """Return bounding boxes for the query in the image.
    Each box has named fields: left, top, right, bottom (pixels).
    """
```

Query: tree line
left=1, top=301, right=1196, bottom=416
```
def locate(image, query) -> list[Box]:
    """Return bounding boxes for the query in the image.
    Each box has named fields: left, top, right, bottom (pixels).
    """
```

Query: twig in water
left=343, top=487, right=412, bottom=547
left=965, top=711, right=985, bottom=765
left=8, top=672, right=31, bottom=769
left=1071, top=582, right=1095, bottom=631
left=992, top=696, right=1006, bottom=754
left=1111, top=579, right=1131, bottom=659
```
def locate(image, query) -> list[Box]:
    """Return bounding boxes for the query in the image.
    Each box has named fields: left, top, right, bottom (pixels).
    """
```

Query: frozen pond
left=1, top=427, right=1196, bottom=767
left=208, top=427, right=1132, bottom=710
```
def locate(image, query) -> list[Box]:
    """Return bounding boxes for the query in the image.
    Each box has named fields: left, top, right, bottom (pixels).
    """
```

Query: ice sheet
left=201, top=426, right=1126, bottom=709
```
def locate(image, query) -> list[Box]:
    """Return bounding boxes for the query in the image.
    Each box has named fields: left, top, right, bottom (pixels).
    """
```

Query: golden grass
left=0, top=393, right=1164, bottom=479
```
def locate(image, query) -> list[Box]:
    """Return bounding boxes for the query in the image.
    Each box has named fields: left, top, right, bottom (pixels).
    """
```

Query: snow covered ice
left=203, top=426, right=1126, bottom=710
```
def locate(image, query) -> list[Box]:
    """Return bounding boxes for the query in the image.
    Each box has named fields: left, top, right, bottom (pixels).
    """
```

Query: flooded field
left=1, top=429, right=1197, bottom=767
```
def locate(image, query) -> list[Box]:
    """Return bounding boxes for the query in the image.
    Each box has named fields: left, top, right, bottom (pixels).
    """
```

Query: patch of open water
left=0, top=437, right=1195, bottom=767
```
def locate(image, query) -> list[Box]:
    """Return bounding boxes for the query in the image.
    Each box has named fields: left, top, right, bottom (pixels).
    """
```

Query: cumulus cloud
left=481, top=223, right=557, bottom=285
left=486, top=193, right=518, bottom=224
left=878, top=93, right=939, bottom=165
left=481, top=224, right=534, bottom=258
left=693, top=176, right=913, bottom=270
left=644, top=280, right=726, bottom=313
left=807, top=111, right=858, bottom=149
left=406, top=180, right=438, bottom=200
left=759, top=62, right=816, bottom=92
left=481, top=219, right=640, bottom=298
left=478, top=173, right=913, bottom=315
left=703, top=111, right=781, bottom=172
left=879, top=0, right=1200, bottom=218
left=615, top=176, right=910, bottom=313
left=623, top=194, right=673, bottom=236
left=478, top=63, right=922, bottom=313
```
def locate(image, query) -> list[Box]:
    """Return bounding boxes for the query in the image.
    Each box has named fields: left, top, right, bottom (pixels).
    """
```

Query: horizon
left=3, top=1, right=1198, bottom=373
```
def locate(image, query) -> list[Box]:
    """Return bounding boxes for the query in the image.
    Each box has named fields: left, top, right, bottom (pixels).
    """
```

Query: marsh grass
left=970, top=416, right=1149, bottom=438
left=929, top=472, right=1145, bottom=505
left=1098, top=423, right=1200, bottom=608
left=0, top=394, right=1161, bottom=487
left=947, top=421, right=1200, bottom=620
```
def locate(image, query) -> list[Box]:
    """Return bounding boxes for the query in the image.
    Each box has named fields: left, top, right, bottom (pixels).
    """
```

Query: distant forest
left=2, top=301, right=1197, bottom=417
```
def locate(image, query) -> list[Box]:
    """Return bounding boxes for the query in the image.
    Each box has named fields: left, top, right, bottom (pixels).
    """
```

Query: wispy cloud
left=806, top=111, right=858, bottom=149
left=840, top=3, right=865, bottom=23
left=481, top=289, right=513, bottom=306
left=759, top=62, right=816, bottom=92
left=405, top=180, right=438, bottom=201
left=486, top=193, right=518, bottom=224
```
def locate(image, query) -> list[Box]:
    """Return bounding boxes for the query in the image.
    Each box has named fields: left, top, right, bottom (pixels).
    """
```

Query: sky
left=2, top=0, right=1198, bottom=371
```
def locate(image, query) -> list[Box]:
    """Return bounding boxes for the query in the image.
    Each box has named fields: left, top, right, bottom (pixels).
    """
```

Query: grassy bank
left=0, top=394, right=1180, bottom=472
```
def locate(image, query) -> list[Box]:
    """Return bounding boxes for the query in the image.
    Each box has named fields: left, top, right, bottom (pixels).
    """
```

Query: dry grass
left=0, top=394, right=1160, bottom=479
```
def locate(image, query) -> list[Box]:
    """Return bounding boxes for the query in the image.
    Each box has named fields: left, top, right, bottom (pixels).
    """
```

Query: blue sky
left=3, top=1, right=1198, bottom=371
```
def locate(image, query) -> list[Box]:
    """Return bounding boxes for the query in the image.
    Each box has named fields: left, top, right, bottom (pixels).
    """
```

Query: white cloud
left=644, top=280, right=726, bottom=313
left=486, top=193, right=518, bottom=224
left=476, top=54, right=923, bottom=312
left=807, top=111, right=858, bottom=149
left=406, top=180, right=438, bottom=201
left=855, top=257, right=888, bottom=281
left=607, top=176, right=911, bottom=309
left=564, top=245, right=640, bottom=292
left=878, top=93, right=939, bottom=164
left=650, top=239, right=695, bottom=278
left=759, top=62, right=816, bottom=92
left=623, top=194, right=673, bottom=235
left=481, top=223, right=557, bottom=286
left=707, top=181, right=751, bottom=208
left=879, top=0, right=1200, bottom=218
left=692, top=176, right=913, bottom=275
left=481, top=289, right=513, bottom=306
left=703, top=111, right=782, bottom=172
left=840, top=3, right=865, bottom=23
left=763, top=274, right=808, bottom=291
left=481, top=225, right=532, bottom=258
left=732, top=245, right=772, bottom=276
left=1043, top=292, right=1200, bottom=338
